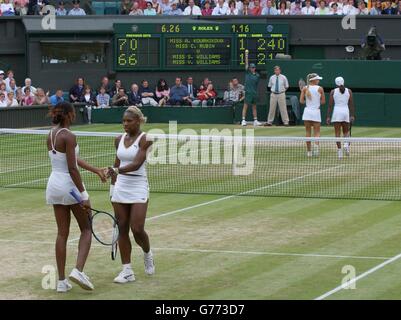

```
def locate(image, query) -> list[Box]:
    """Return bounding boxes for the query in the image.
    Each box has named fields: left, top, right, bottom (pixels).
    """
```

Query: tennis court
left=1, top=124, right=401, bottom=300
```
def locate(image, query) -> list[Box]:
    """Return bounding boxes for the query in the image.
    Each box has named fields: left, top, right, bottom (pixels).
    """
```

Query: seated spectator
left=212, top=0, right=229, bottom=15
left=14, top=0, right=29, bottom=15
left=139, top=80, right=158, bottom=106
left=137, top=0, right=148, bottom=9
left=34, top=88, right=50, bottom=105
left=111, top=79, right=123, bottom=97
left=22, top=78, right=37, bottom=95
left=369, top=0, right=382, bottom=14
left=56, top=1, right=67, bottom=15
left=144, top=1, right=157, bottom=14
left=302, top=0, right=316, bottom=14
left=277, top=0, right=289, bottom=14
left=127, top=84, right=142, bottom=106
left=358, top=0, right=369, bottom=14
left=169, top=0, right=183, bottom=14
left=177, top=0, right=186, bottom=10
left=50, top=89, right=65, bottom=106
left=169, top=77, right=190, bottom=106
left=381, top=0, right=395, bottom=14
left=79, top=85, right=96, bottom=124
left=15, top=88, right=23, bottom=104
left=120, top=0, right=133, bottom=14
left=68, top=0, right=86, bottom=15
left=192, top=84, right=217, bottom=107
left=1, top=0, right=16, bottom=16
left=0, top=92, right=7, bottom=107
left=250, top=0, right=263, bottom=15
left=184, top=0, right=202, bottom=15
left=151, top=0, right=162, bottom=14
left=290, top=0, right=302, bottom=15
left=262, top=0, right=278, bottom=14
left=330, top=2, right=342, bottom=14
left=342, top=0, right=358, bottom=14
left=199, top=77, right=211, bottom=91
left=98, top=76, right=113, bottom=96
left=396, top=1, right=401, bottom=14
left=130, top=1, right=144, bottom=14
left=28, top=0, right=49, bottom=15
left=315, top=0, right=330, bottom=14
left=112, top=88, right=129, bottom=106
left=21, top=87, right=35, bottom=106
left=0, top=70, right=5, bottom=85
left=0, top=83, right=7, bottom=94
left=160, top=0, right=172, bottom=15
left=226, top=0, right=240, bottom=15
left=242, top=0, right=250, bottom=15
left=223, top=77, right=244, bottom=104
left=6, top=91, right=19, bottom=107
left=185, top=76, right=197, bottom=100
left=7, top=79, right=18, bottom=95
left=96, top=86, right=111, bottom=107
left=155, top=79, right=170, bottom=106
left=201, top=0, right=213, bottom=15
left=69, top=77, right=85, bottom=103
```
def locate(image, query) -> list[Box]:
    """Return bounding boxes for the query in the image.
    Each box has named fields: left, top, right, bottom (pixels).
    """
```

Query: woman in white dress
left=108, top=106, right=155, bottom=284
left=326, top=77, right=356, bottom=158
left=300, top=73, right=326, bottom=157
left=46, top=102, right=107, bottom=292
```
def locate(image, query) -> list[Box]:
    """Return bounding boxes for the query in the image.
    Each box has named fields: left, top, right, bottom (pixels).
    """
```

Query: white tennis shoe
left=253, top=120, right=262, bottom=127
left=144, top=250, right=155, bottom=275
left=114, top=269, right=135, bottom=283
left=344, top=143, right=350, bottom=156
left=337, top=149, right=343, bottom=159
left=69, top=268, right=94, bottom=290
left=241, top=120, right=247, bottom=126
left=56, top=279, right=72, bottom=293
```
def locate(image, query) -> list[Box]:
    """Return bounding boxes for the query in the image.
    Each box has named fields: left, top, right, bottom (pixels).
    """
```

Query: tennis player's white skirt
left=46, top=172, right=81, bottom=205
left=111, top=175, right=149, bottom=204
left=331, top=107, right=350, bottom=123
left=302, top=107, right=321, bottom=123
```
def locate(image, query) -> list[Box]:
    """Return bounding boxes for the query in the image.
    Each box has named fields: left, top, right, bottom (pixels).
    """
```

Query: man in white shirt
left=68, top=0, right=86, bottom=15
left=21, top=78, right=37, bottom=95
left=1, top=0, right=15, bottom=16
left=342, top=0, right=359, bottom=14
left=265, top=66, right=290, bottom=126
left=212, top=0, right=228, bottom=15
left=262, top=0, right=278, bottom=14
left=301, top=0, right=316, bottom=14
left=0, top=92, right=8, bottom=107
left=183, top=0, right=202, bottom=15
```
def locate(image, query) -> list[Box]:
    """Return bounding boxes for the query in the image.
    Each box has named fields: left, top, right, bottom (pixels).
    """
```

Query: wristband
left=109, top=185, right=115, bottom=199
left=111, top=167, right=119, bottom=175
left=81, top=190, right=89, bottom=201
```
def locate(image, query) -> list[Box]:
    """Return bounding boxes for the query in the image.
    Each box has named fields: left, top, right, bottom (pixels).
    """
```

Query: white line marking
left=0, top=239, right=388, bottom=261
left=315, top=252, right=401, bottom=300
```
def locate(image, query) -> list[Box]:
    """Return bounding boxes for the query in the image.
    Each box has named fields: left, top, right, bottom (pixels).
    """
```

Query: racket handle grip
left=70, top=189, right=82, bottom=203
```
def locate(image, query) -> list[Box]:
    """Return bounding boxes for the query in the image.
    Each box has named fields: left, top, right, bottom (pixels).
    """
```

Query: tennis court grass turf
left=1, top=124, right=401, bottom=299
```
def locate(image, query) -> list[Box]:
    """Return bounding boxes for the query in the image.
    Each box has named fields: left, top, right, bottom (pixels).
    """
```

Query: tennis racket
left=70, top=189, right=119, bottom=260
left=298, top=78, right=306, bottom=91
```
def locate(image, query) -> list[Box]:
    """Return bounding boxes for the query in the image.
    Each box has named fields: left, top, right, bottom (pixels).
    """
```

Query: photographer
left=361, top=26, right=385, bottom=60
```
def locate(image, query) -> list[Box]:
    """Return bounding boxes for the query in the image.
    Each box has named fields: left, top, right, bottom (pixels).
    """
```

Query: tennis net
left=1, top=128, right=400, bottom=201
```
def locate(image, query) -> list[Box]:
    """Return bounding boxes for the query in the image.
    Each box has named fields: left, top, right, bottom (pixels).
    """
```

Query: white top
left=305, top=85, right=321, bottom=109
left=212, top=3, right=228, bottom=15
left=301, top=6, right=315, bottom=14
left=49, top=128, right=79, bottom=174
left=342, top=4, right=358, bottom=15
left=117, top=132, right=147, bottom=177
left=183, top=5, right=202, bottom=15
left=1, top=3, right=14, bottom=13
left=333, top=87, right=350, bottom=109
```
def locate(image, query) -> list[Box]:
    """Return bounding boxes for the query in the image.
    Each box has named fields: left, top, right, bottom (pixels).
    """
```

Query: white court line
left=315, top=252, right=401, bottom=300
left=0, top=239, right=389, bottom=261
left=68, top=164, right=344, bottom=242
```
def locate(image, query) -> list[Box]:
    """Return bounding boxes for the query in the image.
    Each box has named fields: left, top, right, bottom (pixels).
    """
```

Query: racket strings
left=91, top=211, right=119, bottom=246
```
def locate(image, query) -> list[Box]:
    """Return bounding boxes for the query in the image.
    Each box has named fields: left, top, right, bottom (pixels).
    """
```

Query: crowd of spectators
left=1, top=0, right=401, bottom=16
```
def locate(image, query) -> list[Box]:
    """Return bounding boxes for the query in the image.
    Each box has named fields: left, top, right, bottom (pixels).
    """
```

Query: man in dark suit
left=69, top=77, right=85, bottom=103
left=185, top=76, right=198, bottom=100
left=127, top=83, right=142, bottom=106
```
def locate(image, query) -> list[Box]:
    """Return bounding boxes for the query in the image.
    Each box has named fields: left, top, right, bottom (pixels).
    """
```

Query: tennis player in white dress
left=326, top=77, right=356, bottom=158
left=46, top=102, right=106, bottom=293
left=300, top=73, right=326, bottom=157
left=108, top=106, right=155, bottom=284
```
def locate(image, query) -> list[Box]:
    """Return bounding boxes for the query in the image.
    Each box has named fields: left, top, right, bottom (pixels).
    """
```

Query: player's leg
left=53, top=205, right=71, bottom=281
left=334, top=123, right=342, bottom=158
left=312, top=122, right=321, bottom=156
left=68, top=203, right=94, bottom=290
left=242, top=101, right=249, bottom=126
left=131, top=202, right=155, bottom=275
left=304, top=121, right=312, bottom=156
left=252, top=102, right=261, bottom=126
left=342, top=122, right=350, bottom=155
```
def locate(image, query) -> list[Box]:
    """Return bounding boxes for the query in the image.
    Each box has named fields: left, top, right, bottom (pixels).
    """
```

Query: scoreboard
left=114, top=23, right=289, bottom=71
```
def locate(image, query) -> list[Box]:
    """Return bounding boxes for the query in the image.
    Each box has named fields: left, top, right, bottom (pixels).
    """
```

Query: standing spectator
left=4, top=70, right=14, bottom=91
left=315, top=0, right=330, bottom=14
left=99, top=76, right=113, bottom=96
left=96, top=86, right=111, bottom=107
left=6, top=92, right=19, bottom=107
left=155, top=79, right=170, bottom=106
left=130, top=1, right=144, bottom=14
left=369, top=0, right=382, bottom=14
left=111, top=79, right=123, bottom=97
left=21, top=87, right=35, bottom=106
left=56, top=1, right=68, bottom=15
left=184, top=0, right=202, bottom=15
left=1, top=0, right=16, bottom=15
left=112, top=88, right=129, bottom=106
left=277, top=0, right=290, bottom=14
left=21, top=78, right=37, bottom=95
left=242, top=63, right=261, bottom=127
left=68, top=0, right=86, bottom=15
left=169, top=77, right=190, bottom=106
left=265, top=66, right=289, bottom=126
left=160, top=0, right=172, bottom=14
left=50, top=89, right=65, bottom=106
left=192, top=83, right=217, bottom=107
left=358, top=0, right=369, bottom=14
left=250, top=0, right=263, bottom=15
left=302, top=0, right=316, bottom=14
left=185, top=76, right=198, bottom=100
left=34, top=88, right=50, bottom=105
left=0, top=92, right=7, bottom=107
left=69, top=77, right=85, bottom=103
left=262, top=0, right=278, bottom=14
left=212, top=0, right=229, bottom=14
left=139, top=80, right=158, bottom=106
left=7, top=79, right=18, bottom=95
left=120, top=0, right=133, bottom=14
left=201, top=0, right=213, bottom=15
left=169, top=0, right=183, bottom=14
left=290, top=0, right=302, bottom=14
left=151, top=0, right=161, bottom=14
left=226, top=0, right=240, bottom=14
left=223, top=77, right=244, bottom=104
left=127, top=83, right=142, bottom=106
left=79, top=85, right=96, bottom=124
left=144, top=1, right=157, bottom=14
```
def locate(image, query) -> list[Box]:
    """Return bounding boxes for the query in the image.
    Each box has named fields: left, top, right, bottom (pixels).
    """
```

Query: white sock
left=144, top=250, right=153, bottom=257
left=123, top=263, right=132, bottom=272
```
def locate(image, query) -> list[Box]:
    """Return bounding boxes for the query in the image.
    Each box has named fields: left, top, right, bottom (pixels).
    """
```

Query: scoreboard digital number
left=114, top=23, right=289, bottom=71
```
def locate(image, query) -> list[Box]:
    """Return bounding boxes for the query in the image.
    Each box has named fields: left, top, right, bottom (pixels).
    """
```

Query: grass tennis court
left=1, top=124, right=401, bottom=299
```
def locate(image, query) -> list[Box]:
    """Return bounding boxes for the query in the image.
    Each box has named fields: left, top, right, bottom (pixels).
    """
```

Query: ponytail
left=48, top=102, right=74, bottom=125
left=305, top=74, right=312, bottom=99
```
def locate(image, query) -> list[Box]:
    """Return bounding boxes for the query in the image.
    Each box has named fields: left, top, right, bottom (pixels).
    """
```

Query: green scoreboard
left=114, top=23, right=289, bottom=71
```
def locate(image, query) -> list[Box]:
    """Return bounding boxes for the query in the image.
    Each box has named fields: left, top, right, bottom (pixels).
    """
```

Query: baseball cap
left=335, top=76, right=345, bottom=86
left=0, top=70, right=4, bottom=75
left=249, top=63, right=256, bottom=68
